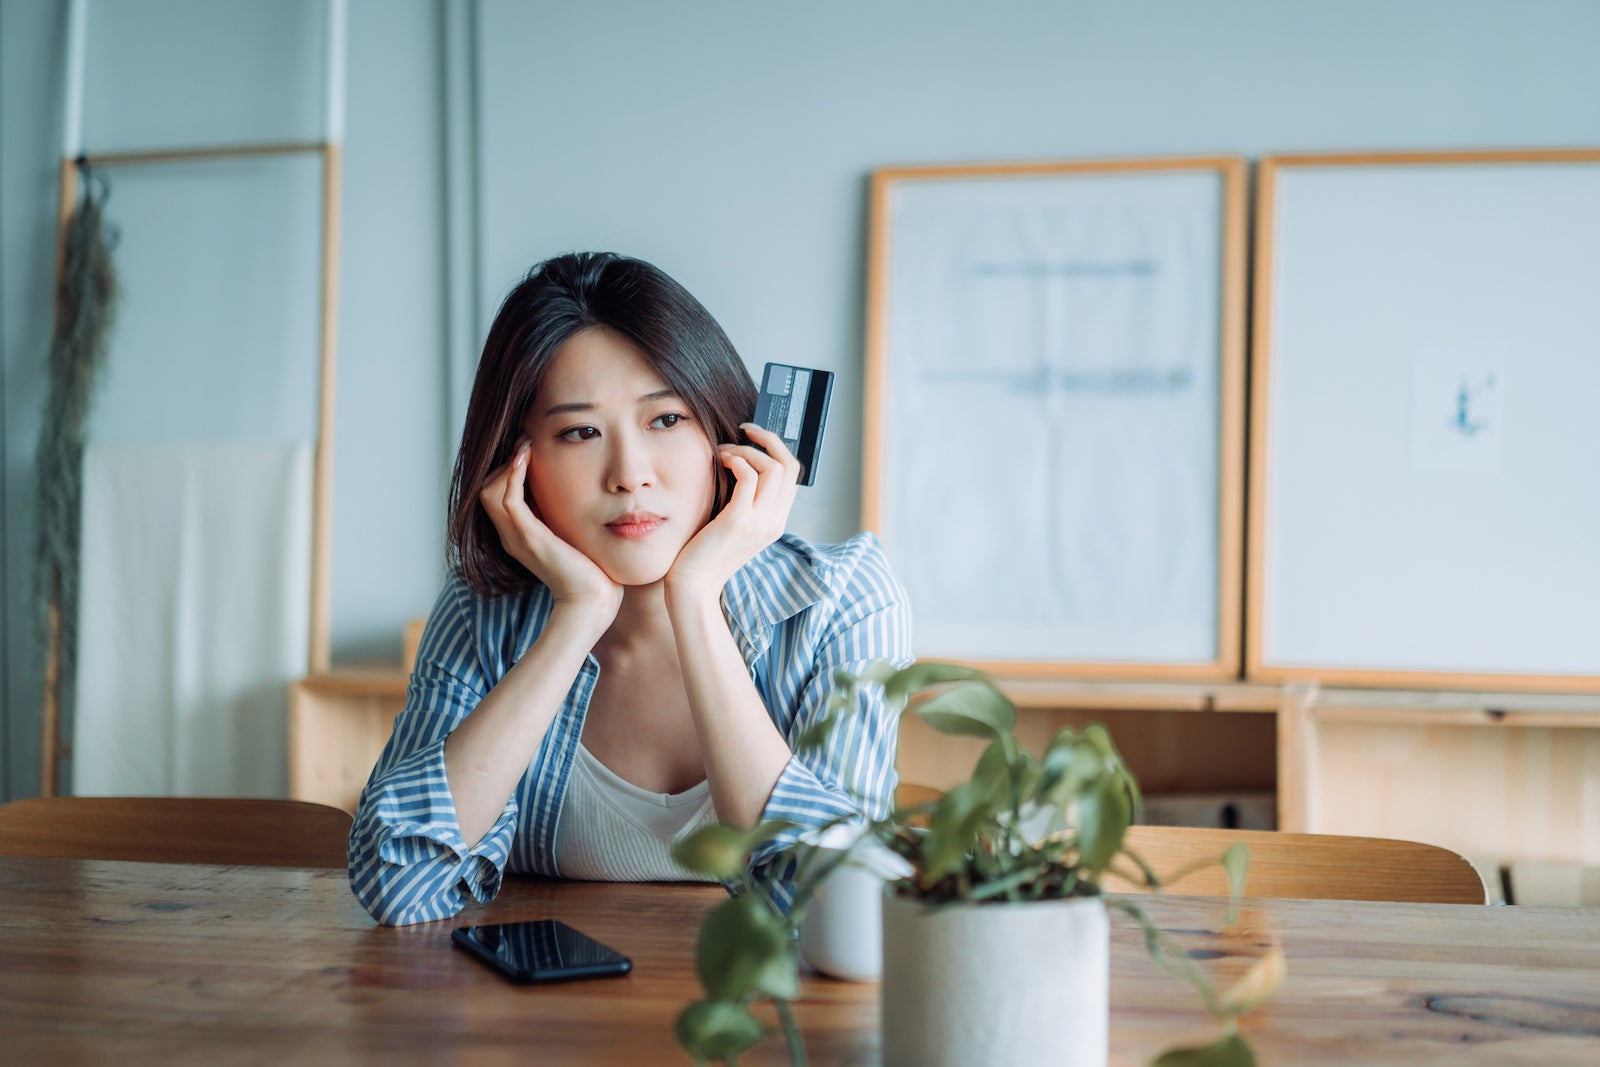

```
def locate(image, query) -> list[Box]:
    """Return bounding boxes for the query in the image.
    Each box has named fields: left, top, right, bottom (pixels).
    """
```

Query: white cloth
left=71, top=441, right=312, bottom=797
left=553, top=743, right=718, bottom=882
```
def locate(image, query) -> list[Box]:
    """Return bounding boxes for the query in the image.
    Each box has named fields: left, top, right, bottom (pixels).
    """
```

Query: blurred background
left=2, top=0, right=1597, bottom=859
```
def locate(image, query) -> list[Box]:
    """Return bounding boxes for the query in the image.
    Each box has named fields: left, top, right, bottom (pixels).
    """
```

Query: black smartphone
left=451, top=919, right=633, bottom=984
left=753, top=362, right=833, bottom=486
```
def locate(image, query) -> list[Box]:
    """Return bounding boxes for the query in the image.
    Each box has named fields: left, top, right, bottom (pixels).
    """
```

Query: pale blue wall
left=475, top=0, right=1600, bottom=543
left=4, top=0, right=1599, bottom=799
left=1, top=0, right=449, bottom=799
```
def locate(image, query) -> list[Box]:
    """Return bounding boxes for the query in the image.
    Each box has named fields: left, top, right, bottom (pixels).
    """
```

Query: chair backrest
left=0, top=796, right=353, bottom=869
left=1108, top=825, right=1488, bottom=905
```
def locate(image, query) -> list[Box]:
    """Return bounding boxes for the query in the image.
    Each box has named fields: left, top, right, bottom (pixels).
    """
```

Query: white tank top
left=553, top=743, right=720, bottom=882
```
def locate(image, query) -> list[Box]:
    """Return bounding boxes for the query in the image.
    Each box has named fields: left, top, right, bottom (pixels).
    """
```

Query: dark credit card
left=753, top=362, right=833, bottom=487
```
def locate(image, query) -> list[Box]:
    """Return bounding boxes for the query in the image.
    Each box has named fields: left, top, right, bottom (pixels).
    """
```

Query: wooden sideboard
left=288, top=653, right=1600, bottom=889
left=288, top=669, right=409, bottom=815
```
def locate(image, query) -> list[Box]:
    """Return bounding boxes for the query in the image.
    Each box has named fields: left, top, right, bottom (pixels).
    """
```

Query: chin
left=595, top=554, right=676, bottom=588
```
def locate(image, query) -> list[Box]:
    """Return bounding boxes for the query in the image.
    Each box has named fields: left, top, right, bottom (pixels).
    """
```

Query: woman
left=349, top=252, right=910, bottom=926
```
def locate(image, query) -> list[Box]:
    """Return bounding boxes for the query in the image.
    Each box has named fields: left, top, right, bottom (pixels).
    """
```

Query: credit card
left=753, top=362, right=833, bottom=487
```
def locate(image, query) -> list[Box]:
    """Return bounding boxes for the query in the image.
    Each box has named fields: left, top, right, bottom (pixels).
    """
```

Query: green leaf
left=1220, top=842, right=1250, bottom=925
left=1150, top=1027, right=1256, bottom=1067
left=1083, top=723, right=1142, bottom=817
left=1037, top=728, right=1088, bottom=806
left=969, top=739, right=1013, bottom=804
left=672, top=824, right=751, bottom=881
left=1082, top=722, right=1120, bottom=761
left=1107, top=897, right=1223, bottom=1019
left=920, top=781, right=989, bottom=884
left=859, top=660, right=899, bottom=685
left=913, top=679, right=1017, bottom=740
left=883, top=662, right=990, bottom=708
left=1006, top=744, right=1043, bottom=812
left=1216, top=941, right=1285, bottom=1017
left=675, top=999, right=765, bottom=1062
left=695, top=896, right=800, bottom=1001
left=1075, top=777, right=1132, bottom=872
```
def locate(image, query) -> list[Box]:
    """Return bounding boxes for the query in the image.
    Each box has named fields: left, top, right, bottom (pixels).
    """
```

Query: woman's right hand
left=479, top=437, right=623, bottom=636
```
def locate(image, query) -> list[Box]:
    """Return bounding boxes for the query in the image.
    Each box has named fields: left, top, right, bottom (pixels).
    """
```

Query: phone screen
left=451, top=919, right=633, bottom=984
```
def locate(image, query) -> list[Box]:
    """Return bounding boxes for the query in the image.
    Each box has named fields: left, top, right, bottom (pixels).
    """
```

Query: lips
left=605, top=511, right=666, bottom=540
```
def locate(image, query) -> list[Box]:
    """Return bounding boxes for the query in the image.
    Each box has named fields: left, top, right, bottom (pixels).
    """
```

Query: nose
left=604, top=428, right=655, bottom=493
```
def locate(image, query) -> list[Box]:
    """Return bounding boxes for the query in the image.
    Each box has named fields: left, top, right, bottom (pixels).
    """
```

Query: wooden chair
left=1108, top=825, right=1488, bottom=905
left=893, top=783, right=945, bottom=810
left=0, top=796, right=353, bottom=869
left=892, top=784, right=1486, bottom=905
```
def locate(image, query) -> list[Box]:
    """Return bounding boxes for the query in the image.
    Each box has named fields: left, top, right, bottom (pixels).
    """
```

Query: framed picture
left=1248, top=149, right=1600, bottom=692
left=862, top=156, right=1247, bottom=680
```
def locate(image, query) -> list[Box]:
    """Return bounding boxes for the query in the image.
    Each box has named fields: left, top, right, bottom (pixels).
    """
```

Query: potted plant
left=673, top=662, right=1283, bottom=1067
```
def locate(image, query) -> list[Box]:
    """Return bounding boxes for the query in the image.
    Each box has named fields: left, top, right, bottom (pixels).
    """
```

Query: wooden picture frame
left=863, top=156, right=1247, bottom=680
left=1248, top=149, right=1600, bottom=693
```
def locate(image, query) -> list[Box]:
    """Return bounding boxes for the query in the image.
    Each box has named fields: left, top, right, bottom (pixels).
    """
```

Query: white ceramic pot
left=799, top=859, right=885, bottom=981
left=798, top=840, right=911, bottom=981
left=880, top=892, right=1108, bottom=1067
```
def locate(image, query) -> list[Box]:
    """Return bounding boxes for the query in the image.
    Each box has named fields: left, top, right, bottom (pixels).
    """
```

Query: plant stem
left=774, top=998, right=807, bottom=1067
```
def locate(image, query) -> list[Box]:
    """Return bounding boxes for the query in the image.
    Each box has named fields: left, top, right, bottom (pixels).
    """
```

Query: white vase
left=799, top=858, right=885, bottom=981
left=798, top=839, right=915, bottom=981
left=880, top=892, right=1109, bottom=1067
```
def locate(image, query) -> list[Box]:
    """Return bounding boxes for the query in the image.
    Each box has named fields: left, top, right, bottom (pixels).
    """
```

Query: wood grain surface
left=0, top=797, right=353, bottom=868
left=3, top=858, right=1599, bottom=1064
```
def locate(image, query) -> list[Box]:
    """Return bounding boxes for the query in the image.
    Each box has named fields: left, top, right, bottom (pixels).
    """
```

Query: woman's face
left=521, top=327, right=717, bottom=587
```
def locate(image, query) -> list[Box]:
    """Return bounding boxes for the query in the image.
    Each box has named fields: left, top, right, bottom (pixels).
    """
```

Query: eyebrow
left=542, top=388, right=680, bottom=418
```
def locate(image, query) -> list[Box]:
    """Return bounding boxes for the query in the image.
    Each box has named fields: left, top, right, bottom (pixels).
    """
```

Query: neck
left=594, top=580, right=677, bottom=658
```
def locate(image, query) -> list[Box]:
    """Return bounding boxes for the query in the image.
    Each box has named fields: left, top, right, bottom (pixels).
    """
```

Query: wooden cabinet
left=286, top=654, right=1600, bottom=888
left=1279, top=687, right=1600, bottom=868
left=288, top=670, right=408, bottom=814
left=899, top=678, right=1600, bottom=885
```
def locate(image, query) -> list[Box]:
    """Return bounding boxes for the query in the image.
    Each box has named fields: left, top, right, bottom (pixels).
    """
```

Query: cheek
left=683, top=441, right=718, bottom=514
left=524, top=459, right=573, bottom=524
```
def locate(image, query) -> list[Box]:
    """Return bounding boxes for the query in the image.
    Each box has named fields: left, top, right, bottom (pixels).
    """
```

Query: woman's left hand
left=665, top=422, right=801, bottom=601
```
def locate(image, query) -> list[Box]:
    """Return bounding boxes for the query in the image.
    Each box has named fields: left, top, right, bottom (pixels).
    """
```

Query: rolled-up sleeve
left=748, top=536, right=912, bottom=910
left=348, top=579, right=519, bottom=926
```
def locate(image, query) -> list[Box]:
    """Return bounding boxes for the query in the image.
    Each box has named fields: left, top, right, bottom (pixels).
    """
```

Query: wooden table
left=3, top=857, right=1600, bottom=1065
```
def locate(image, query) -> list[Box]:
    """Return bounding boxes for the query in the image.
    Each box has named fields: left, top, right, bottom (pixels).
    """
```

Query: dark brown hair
left=447, top=252, right=757, bottom=596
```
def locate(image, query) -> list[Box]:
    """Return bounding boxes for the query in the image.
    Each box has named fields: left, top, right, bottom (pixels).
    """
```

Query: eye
left=557, top=425, right=600, bottom=442
left=651, top=412, right=687, bottom=430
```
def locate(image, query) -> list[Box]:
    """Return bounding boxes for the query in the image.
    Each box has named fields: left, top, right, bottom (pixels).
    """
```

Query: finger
left=479, top=466, right=512, bottom=525
left=723, top=438, right=797, bottom=511
left=499, top=439, right=532, bottom=515
left=478, top=436, right=529, bottom=505
left=739, top=422, right=799, bottom=464
left=721, top=451, right=759, bottom=511
left=718, top=442, right=782, bottom=476
left=739, top=422, right=802, bottom=484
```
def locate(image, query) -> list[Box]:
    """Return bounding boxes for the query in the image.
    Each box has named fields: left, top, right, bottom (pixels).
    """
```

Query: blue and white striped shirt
left=348, top=531, right=911, bottom=926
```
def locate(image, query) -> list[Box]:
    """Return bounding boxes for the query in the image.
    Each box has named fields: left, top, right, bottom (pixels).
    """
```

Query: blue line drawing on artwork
left=1453, top=373, right=1496, bottom=437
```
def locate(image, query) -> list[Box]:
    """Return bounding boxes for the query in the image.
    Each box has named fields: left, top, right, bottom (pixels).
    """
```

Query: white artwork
left=1256, top=154, right=1600, bottom=683
left=878, top=169, right=1229, bottom=666
left=1408, top=348, right=1505, bottom=476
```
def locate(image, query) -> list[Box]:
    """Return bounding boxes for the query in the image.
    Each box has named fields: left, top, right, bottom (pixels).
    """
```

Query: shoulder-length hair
left=447, top=251, right=757, bottom=597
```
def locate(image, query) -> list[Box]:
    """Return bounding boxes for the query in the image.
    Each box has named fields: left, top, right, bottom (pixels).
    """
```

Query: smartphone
left=451, top=919, right=633, bottom=984
left=753, top=362, right=833, bottom=486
